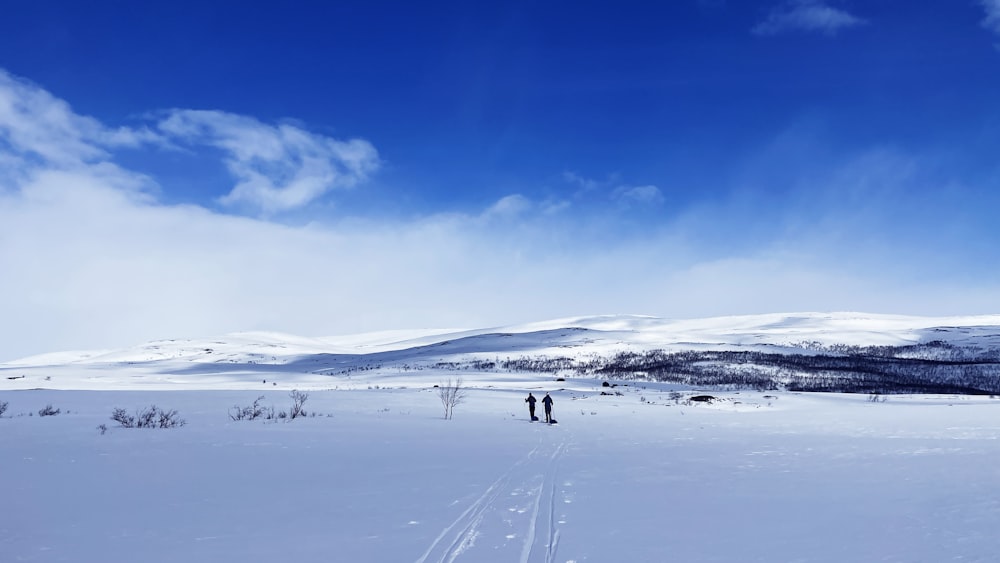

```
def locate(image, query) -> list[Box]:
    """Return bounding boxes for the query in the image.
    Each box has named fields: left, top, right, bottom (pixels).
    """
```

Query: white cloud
left=613, top=184, right=665, bottom=206
left=562, top=172, right=664, bottom=207
left=1, top=161, right=994, bottom=362
left=482, top=193, right=571, bottom=219
left=981, top=0, right=1000, bottom=34
left=158, top=110, right=379, bottom=214
left=562, top=171, right=602, bottom=193
left=753, top=0, right=867, bottom=36
left=0, top=69, right=160, bottom=170
left=483, top=194, right=532, bottom=218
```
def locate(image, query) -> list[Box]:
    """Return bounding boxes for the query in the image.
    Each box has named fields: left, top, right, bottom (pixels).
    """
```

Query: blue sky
left=2, top=0, right=1000, bottom=359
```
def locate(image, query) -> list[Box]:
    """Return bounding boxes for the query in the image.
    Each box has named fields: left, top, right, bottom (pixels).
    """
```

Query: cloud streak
left=0, top=70, right=160, bottom=170
left=981, top=0, right=1000, bottom=35
left=158, top=110, right=379, bottom=214
left=613, top=184, right=664, bottom=206
left=753, top=0, right=867, bottom=36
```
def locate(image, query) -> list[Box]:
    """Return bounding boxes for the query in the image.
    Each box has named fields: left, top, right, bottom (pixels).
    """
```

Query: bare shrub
left=111, top=407, right=135, bottom=427
left=230, top=395, right=267, bottom=421
left=437, top=378, right=467, bottom=420
left=157, top=408, right=183, bottom=427
left=228, top=392, right=310, bottom=422
left=38, top=404, right=61, bottom=417
left=289, top=390, right=309, bottom=419
left=0, top=400, right=7, bottom=417
left=111, top=406, right=186, bottom=428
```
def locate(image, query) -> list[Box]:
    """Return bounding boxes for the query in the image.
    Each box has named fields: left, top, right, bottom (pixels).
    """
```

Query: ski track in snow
left=415, top=438, right=567, bottom=563
left=543, top=443, right=564, bottom=563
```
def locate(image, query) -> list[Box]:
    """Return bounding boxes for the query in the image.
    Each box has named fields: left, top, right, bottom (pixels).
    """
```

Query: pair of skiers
left=525, top=392, right=554, bottom=423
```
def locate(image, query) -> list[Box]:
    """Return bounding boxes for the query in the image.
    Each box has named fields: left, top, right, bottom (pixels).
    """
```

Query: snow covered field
left=4, top=314, right=1000, bottom=562
left=4, top=381, right=1000, bottom=562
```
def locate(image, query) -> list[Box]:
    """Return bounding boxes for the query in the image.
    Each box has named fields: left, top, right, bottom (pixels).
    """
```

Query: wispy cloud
left=613, top=184, right=665, bottom=206
left=561, top=171, right=664, bottom=208
left=483, top=194, right=532, bottom=218
left=1, top=69, right=376, bottom=216
left=158, top=110, right=379, bottom=214
left=753, top=0, right=867, bottom=36
left=561, top=171, right=603, bottom=194
left=0, top=69, right=160, bottom=170
left=981, top=0, right=1000, bottom=35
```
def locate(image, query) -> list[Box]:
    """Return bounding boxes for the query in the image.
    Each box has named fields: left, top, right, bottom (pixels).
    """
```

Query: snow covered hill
left=3, top=312, right=1000, bottom=392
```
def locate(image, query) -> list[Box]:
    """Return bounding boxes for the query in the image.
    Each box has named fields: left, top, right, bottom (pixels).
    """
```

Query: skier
left=525, top=392, right=537, bottom=421
left=542, top=392, right=554, bottom=423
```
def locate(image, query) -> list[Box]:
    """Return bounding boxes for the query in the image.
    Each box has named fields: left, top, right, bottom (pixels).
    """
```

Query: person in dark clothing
left=542, top=392, right=554, bottom=423
left=525, top=393, right=537, bottom=420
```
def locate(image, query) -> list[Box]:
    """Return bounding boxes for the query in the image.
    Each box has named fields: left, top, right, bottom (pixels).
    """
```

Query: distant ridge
left=3, top=312, right=999, bottom=394
left=6, top=312, right=1000, bottom=366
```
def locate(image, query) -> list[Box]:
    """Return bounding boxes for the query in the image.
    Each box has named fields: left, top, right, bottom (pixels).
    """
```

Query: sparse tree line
left=1, top=384, right=471, bottom=432
left=111, top=405, right=186, bottom=428
left=8, top=384, right=467, bottom=425
left=0, top=389, right=320, bottom=431
left=0, top=399, right=62, bottom=418
left=789, top=340, right=1000, bottom=363
left=229, top=390, right=310, bottom=421
left=403, top=342, right=1000, bottom=395
left=584, top=348, right=1000, bottom=394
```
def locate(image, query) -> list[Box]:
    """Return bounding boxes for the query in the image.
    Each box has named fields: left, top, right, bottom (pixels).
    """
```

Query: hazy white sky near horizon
left=2, top=1, right=1000, bottom=361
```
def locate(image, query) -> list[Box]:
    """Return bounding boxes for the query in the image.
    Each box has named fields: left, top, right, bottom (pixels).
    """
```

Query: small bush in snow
left=289, top=390, right=309, bottom=419
left=38, top=404, right=61, bottom=417
left=111, top=406, right=186, bottom=428
left=110, top=408, right=130, bottom=426
left=230, top=395, right=267, bottom=421
left=97, top=424, right=108, bottom=435
left=0, top=400, right=7, bottom=417
left=229, top=392, right=313, bottom=423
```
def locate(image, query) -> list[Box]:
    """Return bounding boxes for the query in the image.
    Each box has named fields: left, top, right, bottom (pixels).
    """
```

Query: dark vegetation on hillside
left=415, top=341, right=1000, bottom=395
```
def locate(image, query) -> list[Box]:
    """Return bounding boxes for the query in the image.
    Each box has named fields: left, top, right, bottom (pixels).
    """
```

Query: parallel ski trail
left=520, top=484, right=543, bottom=563
left=416, top=437, right=568, bottom=563
left=544, top=443, right=564, bottom=563
left=522, top=442, right=565, bottom=563
left=415, top=446, right=541, bottom=563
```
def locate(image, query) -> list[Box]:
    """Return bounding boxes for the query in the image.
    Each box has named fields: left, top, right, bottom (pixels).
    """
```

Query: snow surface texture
left=3, top=313, right=1000, bottom=562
